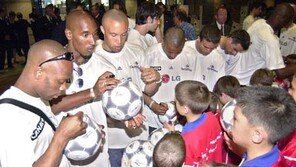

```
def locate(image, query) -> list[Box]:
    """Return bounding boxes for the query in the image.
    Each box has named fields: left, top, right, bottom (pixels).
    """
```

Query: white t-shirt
left=144, top=43, right=202, bottom=128
left=186, top=40, right=225, bottom=91
left=243, top=15, right=255, bottom=31
left=127, top=29, right=158, bottom=50
left=233, top=19, right=285, bottom=85
left=0, top=87, right=71, bottom=167
left=280, top=23, right=296, bottom=57
left=56, top=53, right=117, bottom=167
left=93, top=42, right=149, bottom=148
left=216, top=46, right=241, bottom=77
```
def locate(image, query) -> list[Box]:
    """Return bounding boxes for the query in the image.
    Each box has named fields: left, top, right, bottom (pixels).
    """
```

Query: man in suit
left=212, top=5, right=231, bottom=36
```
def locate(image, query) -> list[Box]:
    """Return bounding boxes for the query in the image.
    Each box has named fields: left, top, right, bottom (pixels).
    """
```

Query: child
left=175, top=80, right=223, bottom=166
left=277, top=73, right=296, bottom=166
left=153, top=131, right=186, bottom=167
left=249, top=68, right=275, bottom=86
left=213, top=75, right=240, bottom=106
left=231, top=86, right=296, bottom=166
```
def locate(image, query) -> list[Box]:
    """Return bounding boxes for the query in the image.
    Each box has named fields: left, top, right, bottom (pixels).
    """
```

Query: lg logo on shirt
left=162, top=74, right=181, bottom=83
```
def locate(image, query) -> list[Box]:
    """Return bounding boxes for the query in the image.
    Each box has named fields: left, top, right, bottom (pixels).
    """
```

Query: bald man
left=93, top=9, right=161, bottom=167
left=0, top=40, right=86, bottom=167
left=233, top=3, right=295, bottom=85
left=143, top=27, right=202, bottom=131
left=185, top=25, right=224, bottom=90
left=50, top=10, right=120, bottom=166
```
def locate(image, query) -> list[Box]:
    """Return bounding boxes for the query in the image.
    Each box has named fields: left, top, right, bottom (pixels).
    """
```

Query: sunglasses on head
left=39, top=52, right=74, bottom=67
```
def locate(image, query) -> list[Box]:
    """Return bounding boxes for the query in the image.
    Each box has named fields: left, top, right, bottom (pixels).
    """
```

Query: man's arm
left=50, top=71, right=120, bottom=114
left=33, top=112, right=87, bottom=167
left=274, top=63, right=296, bottom=79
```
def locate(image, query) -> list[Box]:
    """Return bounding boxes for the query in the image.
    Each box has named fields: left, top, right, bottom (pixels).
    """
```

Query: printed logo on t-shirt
left=181, top=64, right=192, bottom=71
left=130, top=61, right=140, bottom=69
left=31, top=118, right=45, bottom=141
left=169, top=66, right=174, bottom=70
left=207, top=65, right=218, bottom=73
left=162, top=74, right=181, bottom=83
left=117, top=66, right=122, bottom=70
left=151, top=66, right=161, bottom=71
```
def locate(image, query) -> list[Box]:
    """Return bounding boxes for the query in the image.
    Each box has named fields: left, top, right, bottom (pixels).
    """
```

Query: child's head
left=231, top=86, right=296, bottom=148
left=208, top=92, right=222, bottom=113
left=288, top=73, right=296, bottom=101
left=153, top=131, right=186, bottom=167
left=213, top=75, right=240, bottom=105
left=175, top=80, right=210, bottom=115
left=249, top=68, right=275, bottom=86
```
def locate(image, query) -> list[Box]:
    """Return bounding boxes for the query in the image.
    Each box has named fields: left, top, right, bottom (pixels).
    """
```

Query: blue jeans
left=108, top=148, right=125, bottom=167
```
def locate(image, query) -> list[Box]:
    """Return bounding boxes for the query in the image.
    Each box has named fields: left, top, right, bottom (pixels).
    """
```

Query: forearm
left=50, top=89, right=94, bottom=114
left=33, top=136, right=67, bottom=167
left=274, top=64, right=296, bottom=79
left=144, top=82, right=160, bottom=97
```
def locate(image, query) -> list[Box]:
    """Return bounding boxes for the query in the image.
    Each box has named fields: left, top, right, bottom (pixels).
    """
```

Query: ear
left=184, top=105, right=190, bottom=114
left=251, top=127, right=266, bottom=144
left=35, top=67, right=43, bottom=80
left=65, top=28, right=72, bottom=40
left=100, top=25, right=105, bottom=35
left=147, top=16, right=153, bottom=24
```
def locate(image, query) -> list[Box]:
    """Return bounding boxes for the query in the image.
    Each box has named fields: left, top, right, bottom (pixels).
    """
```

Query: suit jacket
left=211, top=21, right=231, bottom=36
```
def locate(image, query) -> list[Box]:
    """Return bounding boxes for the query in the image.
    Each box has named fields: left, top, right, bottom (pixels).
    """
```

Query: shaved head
left=102, top=9, right=128, bottom=27
left=16, top=40, right=73, bottom=100
left=162, top=27, right=185, bottom=59
left=27, top=39, right=66, bottom=67
left=66, top=10, right=95, bottom=30
left=269, top=3, right=294, bottom=30
left=164, top=27, right=185, bottom=47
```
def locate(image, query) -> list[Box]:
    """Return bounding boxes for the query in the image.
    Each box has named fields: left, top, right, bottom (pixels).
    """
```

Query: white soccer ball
left=148, top=128, right=169, bottom=146
left=102, top=80, right=143, bottom=121
left=158, top=102, right=177, bottom=124
left=220, top=100, right=236, bottom=131
left=64, top=115, right=103, bottom=161
left=122, top=140, right=154, bottom=167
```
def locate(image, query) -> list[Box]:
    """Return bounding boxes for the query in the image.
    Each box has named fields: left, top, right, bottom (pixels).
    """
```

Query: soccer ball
left=148, top=128, right=169, bottom=146
left=64, top=115, right=103, bottom=161
left=220, top=100, right=236, bottom=131
left=102, top=79, right=143, bottom=121
left=158, top=102, right=177, bottom=124
left=122, top=140, right=154, bottom=167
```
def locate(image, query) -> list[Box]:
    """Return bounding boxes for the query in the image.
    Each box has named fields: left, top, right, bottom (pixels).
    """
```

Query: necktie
left=221, top=25, right=224, bottom=36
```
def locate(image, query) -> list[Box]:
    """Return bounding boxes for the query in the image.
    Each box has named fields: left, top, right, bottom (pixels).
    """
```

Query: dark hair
left=175, top=80, right=210, bottom=114
left=173, top=8, right=187, bottom=22
left=236, top=86, right=296, bottom=144
left=135, top=1, right=159, bottom=25
left=16, top=12, right=23, bottom=19
left=111, top=0, right=127, bottom=15
left=153, top=131, right=185, bottom=167
left=213, top=75, right=240, bottom=98
left=208, top=92, right=220, bottom=113
left=229, top=29, right=251, bottom=50
left=66, top=1, right=82, bottom=14
left=250, top=68, right=274, bottom=86
left=250, top=1, right=265, bottom=11
left=215, top=5, right=228, bottom=15
left=200, top=25, right=221, bottom=44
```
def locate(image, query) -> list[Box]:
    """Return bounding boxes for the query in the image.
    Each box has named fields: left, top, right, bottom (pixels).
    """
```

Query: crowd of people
left=0, top=0, right=295, bottom=167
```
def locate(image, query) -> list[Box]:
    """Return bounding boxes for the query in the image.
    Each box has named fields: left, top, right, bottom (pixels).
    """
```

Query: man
left=185, top=25, right=224, bottom=90
left=50, top=10, right=120, bottom=167
left=127, top=1, right=162, bottom=50
left=243, top=1, right=265, bottom=30
left=0, top=40, right=86, bottom=167
left=0, top=8, right=8, bottom=72
left=144, top=27, right=202, bottom=131
left=15, top=12, right=30, bottom=64
left=212, top=5, right=231, bottom=36
left=91, top=3, right=104, bottom=40
left=280, top=3, right=296, bottom=57
left=173, top=8, right=196, bottom=40
left=234, top=3, right=295, bottom=85
left=216, top=29, right=251, bottom=78
left=94, top=9, right=161, bottom=167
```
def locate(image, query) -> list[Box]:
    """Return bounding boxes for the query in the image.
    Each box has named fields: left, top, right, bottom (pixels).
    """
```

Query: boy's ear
left=184, top=106, right=190, bottom=114
left=251, top=127, right=266, bottom=144
left=147, top=16, right=153, bottom=24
